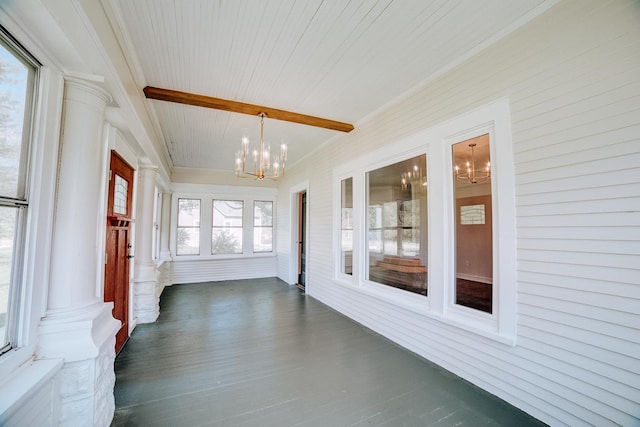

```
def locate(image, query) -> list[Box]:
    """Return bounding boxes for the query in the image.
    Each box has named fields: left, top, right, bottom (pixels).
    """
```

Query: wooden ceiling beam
left=143, top=86, right=354, bottom=133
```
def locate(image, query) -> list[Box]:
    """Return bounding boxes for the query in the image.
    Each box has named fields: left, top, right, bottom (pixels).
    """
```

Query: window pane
left=253, top=201, right=272, bottom=226
left=177, top=199, right=200, bottom=255
left=253, top=201, right=273, bottom=253
left=253, top=227, right=272, bottom=252
left=212, top=228, right=243, bottom=254
left=0, top=43, right=29, bottom=199
left=213, top=200, right=243, bottom=227
left=212, top=200, right=244, bottom=254
left=178, top=199, right=200, bottom=226
left=452, top=134, right=493, bottom=313
left=0, top=206, right=17, bottom=347
left=113, top=174, right=128, bottom=215
left=340, top=178, right=353, bottom=275
left=176, top=228, right=200, bottom=255
left=367, top=154, right=427, bottom=296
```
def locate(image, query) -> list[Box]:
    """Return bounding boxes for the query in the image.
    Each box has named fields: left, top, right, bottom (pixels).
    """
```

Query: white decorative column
left=157, top=191, right=173, bottom=289
left=38, top=77, right=120, bottom=427
left=159, top=191, right=172, bottom=262
left=133, top=165, right=160, bottom=323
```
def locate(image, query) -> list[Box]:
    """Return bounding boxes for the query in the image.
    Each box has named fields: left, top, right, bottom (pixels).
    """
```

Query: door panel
left=105, top=151, right=134, bottom=353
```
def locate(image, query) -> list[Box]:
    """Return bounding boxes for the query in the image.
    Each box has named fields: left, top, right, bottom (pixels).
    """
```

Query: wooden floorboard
left=112, top=278, right=544, bottom=426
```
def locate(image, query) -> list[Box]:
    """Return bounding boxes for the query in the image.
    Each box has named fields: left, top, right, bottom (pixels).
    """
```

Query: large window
left=212, top=200, right=243, bottom=254
left=340, top=178, right=353, bottom=275
left=0, top=32, right=37, bottom=353
left=176, top=198, right=200, bottom=255
left=253, top=201, right=272, bottom=252
left=366, top=154, right=427, bottom=295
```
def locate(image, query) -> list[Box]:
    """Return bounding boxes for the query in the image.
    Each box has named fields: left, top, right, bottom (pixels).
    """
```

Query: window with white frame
left=452, top=134, right=493, bottom=313
left=0, top=31, right=37, bottom=354
left=333, top=99, right=516, bottom=343
left=253, top=201, right=273, bottom=253
left=340, top=177, right=353, bottom=275
left=212, top=200, right=243, bottom=254
left=176, top=198, right=200, bottom=255
left=366, top=154, right=427, bottom=296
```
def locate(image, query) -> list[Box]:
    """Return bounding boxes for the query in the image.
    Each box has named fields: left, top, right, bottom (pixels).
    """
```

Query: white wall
left=276, top=0, right=640, bottom=425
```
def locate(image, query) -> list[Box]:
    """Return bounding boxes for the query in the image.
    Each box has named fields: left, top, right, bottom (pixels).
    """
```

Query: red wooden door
left=104, top=151, right=134, bottom=353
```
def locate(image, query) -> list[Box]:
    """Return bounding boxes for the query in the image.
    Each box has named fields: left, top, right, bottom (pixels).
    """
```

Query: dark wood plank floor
left=112, top=278, right=544, bottom=426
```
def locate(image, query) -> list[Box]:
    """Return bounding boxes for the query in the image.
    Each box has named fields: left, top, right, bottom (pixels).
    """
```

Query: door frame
left=289, top=180, right=309, bottom=288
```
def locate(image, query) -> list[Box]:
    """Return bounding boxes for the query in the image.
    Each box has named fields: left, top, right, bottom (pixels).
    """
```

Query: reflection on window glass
left=177, top=199, right=200, bottom=255
left=253, top=201, right=273, bottom=253
left=340, top=178, right=353, bottom=275
left=212, top=200, right=243, bottom=254
left=113, top=174, right=128, bottom=215
left=452, top=134, right=493, bottom=313
left=367, top=154, right=427, bottom=296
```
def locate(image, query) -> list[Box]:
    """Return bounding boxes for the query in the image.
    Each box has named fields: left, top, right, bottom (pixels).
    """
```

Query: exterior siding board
left=277, top=0, right=640, bottom=425
left=172, top=258, right=277, bottom=284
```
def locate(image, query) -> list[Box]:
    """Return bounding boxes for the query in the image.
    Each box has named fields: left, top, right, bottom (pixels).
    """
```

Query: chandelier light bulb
left=236, top=112, right=287, bottom=180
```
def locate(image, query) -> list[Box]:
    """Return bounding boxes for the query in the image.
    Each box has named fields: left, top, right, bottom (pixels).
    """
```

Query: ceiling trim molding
left=143, top=86, right=355, bottom=133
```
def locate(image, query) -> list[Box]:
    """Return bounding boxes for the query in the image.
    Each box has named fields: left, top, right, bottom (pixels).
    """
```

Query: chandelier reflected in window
left=454, top=142, right=490, bottom=184
left=401, top=165, right=426, bottom=190
left=235, top=113, right=287, bottom=180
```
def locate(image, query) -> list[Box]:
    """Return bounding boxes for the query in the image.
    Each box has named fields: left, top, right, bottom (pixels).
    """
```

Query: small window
left=113, top=174, right=129, bottom=215
left=340, top=178, right=353, bottom=275
left=212, top=200, right=243, bottom=254
left=253, top=201, right=273, bottom=252
left=0, top=30, right=37, bottom=353
left=176, top=198, right=200, bottom=255
left=452, top=134, right=492, bottom=313
left=366, top=154, right=427, bottom=296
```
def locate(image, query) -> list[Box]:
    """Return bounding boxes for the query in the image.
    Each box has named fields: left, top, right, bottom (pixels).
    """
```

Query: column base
left=38, top=302, right=120, bottom=427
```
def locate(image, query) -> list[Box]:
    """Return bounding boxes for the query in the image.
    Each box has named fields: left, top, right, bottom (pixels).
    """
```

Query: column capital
left=63, top=75, right=112, bottom=106
left=138, top=164, right=159, bottom=172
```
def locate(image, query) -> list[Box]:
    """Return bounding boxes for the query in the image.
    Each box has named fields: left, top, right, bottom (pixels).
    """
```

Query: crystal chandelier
left=235, top=113, right=287, bottom=180
left=454, top=143, right=490, bottom=184
left=401, top=165, right=426, bottom=190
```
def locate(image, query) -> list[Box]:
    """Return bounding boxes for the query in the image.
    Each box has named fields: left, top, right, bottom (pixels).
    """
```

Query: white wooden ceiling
left=108, top=0, right=549, bottom=172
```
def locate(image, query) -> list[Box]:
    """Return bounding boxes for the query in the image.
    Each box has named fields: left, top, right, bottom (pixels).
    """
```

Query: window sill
left=342, top=279, right=516, bottom=347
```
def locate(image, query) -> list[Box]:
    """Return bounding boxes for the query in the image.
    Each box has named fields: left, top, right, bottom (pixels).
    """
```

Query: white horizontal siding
left=172, top=257, right=277, bottom=284
left=277, top=0, right=640, bottom=425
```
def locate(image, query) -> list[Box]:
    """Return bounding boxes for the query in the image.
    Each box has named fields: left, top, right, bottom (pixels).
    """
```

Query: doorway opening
left=296, top=191, right=306, bottom=291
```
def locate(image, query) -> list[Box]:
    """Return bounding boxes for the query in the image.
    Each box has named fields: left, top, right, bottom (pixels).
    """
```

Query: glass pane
left=213, top=200, right=243, bottom=227
left=0, top=206, right=17, bottom=347
left=178, top=199, right=200, bottom=226
left=0, top=44, right=30, bottom=199
left=452, top=134, right=493, bottom=313
left=113, top=174, right=128, bottom=215
left=340, top=178, right=353, bottom=275
left=253, top=227, right=272, bottom=252
left=253, top=201, right=272, bottom=226
left=176, top=228, right=199, bottom=255
left=212, top=228, right=243, bottom=254
left=367, top=154, right=427, bottom=296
